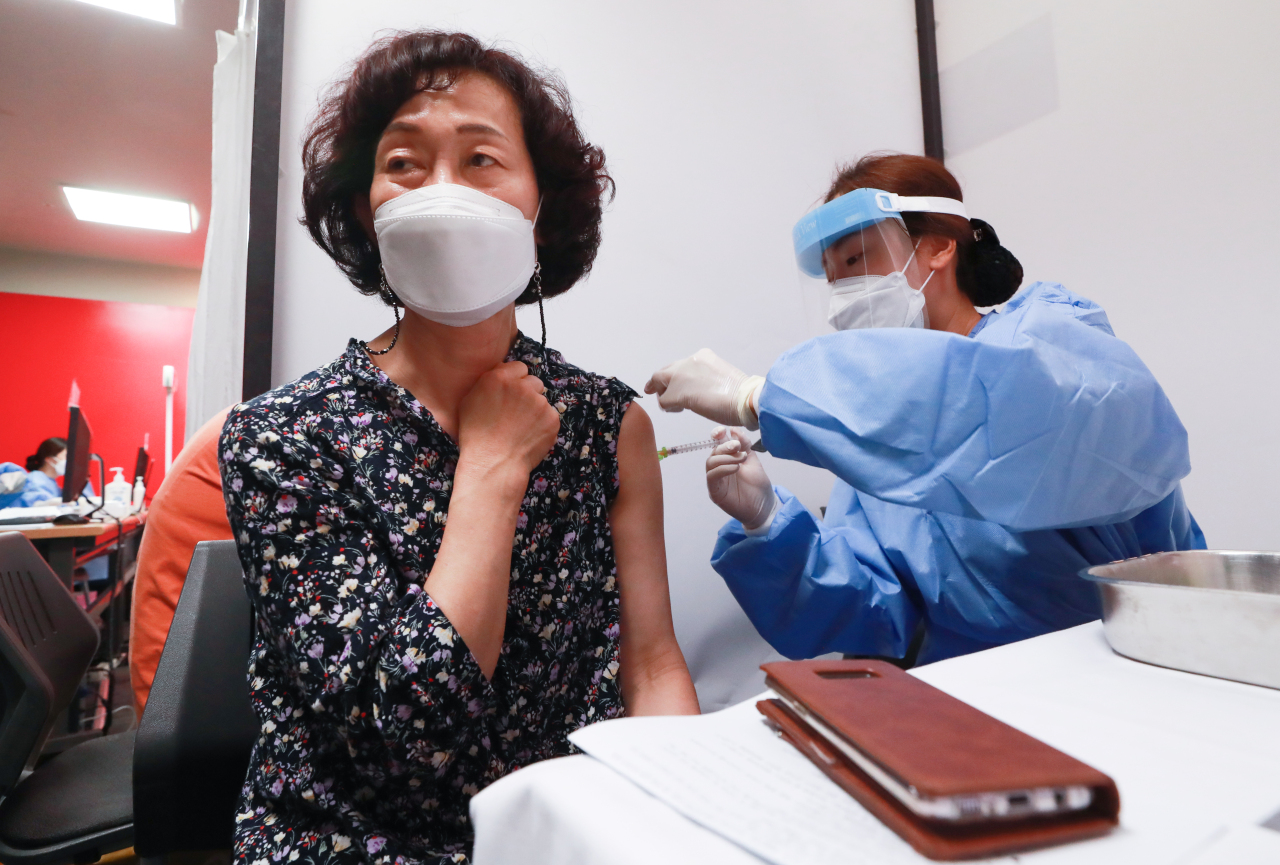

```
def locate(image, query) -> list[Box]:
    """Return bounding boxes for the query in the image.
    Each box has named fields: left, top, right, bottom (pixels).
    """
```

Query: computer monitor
left=62, top=406, right=93, bottom=504
left=133, top=445, right=150, bottom=486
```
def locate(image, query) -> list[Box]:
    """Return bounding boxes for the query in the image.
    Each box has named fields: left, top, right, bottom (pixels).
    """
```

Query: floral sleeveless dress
left=219, top=334, right=634, bottom=865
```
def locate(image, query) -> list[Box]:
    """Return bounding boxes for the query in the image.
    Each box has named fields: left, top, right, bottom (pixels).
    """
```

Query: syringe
left=656, top=438, right=717, bottom=461
left=658, top=436, right=767, bottom=460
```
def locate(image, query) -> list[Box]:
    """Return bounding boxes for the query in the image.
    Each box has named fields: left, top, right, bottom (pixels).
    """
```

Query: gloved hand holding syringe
left=703, top=427, right=779, bottom=533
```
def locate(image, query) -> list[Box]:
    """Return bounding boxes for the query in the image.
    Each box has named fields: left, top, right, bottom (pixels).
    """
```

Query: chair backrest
left=133, top=539, right=258, bottom=856
left=0, top=532, right=99, bottom=796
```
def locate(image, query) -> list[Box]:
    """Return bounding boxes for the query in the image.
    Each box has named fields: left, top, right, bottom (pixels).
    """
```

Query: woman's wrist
left=454, top=454, right=531, bottom=502
left=623, top=652, right=700, bottom=716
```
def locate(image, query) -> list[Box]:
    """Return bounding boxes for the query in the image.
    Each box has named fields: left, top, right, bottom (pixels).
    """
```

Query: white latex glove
left=644, top=349, right=765, bottom=430
left=706, top=427, right=779, bottom=533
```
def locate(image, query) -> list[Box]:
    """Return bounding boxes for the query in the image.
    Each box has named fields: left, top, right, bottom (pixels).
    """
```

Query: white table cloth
left=471, top=624, right=1280, bottom=864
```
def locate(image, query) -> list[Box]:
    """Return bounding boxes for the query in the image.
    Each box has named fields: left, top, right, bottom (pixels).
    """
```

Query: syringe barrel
left=668, top=438, right=716, bottom=455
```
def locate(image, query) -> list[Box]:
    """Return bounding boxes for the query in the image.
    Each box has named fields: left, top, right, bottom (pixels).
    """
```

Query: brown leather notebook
left=758, top=659, right=1119, bottom=860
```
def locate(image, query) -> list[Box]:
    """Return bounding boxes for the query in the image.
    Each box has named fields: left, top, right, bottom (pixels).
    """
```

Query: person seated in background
left=129, top=407, right=234, bottom=715
left=220, top=30, right=699, bottom=865
left=19, top=437, right=69, bottom=506
left=19, top=436, right=108, bottom=585
left=18, top=436, right=98, bottom=507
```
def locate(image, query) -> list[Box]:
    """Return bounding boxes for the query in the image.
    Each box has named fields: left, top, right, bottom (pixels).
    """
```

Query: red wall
left=0, top=292, right=195, bottom=499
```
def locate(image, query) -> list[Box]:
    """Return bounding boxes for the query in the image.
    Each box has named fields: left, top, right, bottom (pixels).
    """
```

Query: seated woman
left=19, top=437, right=69, bottom=506
left=220, top=30, right=699, bottom=865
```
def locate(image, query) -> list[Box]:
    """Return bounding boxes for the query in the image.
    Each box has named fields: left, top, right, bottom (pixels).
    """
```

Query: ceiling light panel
left=68, top=0, right=177, bottom=25
left=63, top=187, right=194, bottom=233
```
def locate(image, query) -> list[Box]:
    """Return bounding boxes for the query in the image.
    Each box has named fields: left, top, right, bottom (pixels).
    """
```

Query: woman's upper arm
left=610, top=402, right=698, bottom=715
left=609, top=403, right=680, bottom=663
left=220, top=408, right=389, bottom=695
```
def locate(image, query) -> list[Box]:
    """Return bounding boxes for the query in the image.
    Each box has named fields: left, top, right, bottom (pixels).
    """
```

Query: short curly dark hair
left=301, top=30, right=614, bottom=306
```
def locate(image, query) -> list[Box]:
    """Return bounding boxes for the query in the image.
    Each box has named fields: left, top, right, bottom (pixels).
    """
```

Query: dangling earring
left=363, top=264, right=401, bottom=356
left=533, top=262, right=547, bottom=354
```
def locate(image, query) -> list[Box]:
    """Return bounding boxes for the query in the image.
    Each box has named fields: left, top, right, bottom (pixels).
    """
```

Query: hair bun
left=958, top=218, right=1023, bottom=306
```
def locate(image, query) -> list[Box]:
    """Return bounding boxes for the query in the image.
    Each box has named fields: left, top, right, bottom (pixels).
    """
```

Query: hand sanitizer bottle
left=105, top=468, right=132, bottom=517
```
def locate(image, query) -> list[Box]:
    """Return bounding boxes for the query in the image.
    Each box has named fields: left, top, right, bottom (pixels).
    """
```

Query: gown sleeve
left=758, top=284, right=1190, bottom=531
left=711, top=485, right=922, bottom=659
left=17, top=472, right=65, bottom=507
left=220, top=404, right=502, bottom=782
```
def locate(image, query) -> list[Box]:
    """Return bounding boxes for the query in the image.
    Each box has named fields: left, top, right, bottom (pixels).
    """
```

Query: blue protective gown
left=18, top=471, right=63, bottom=507
left=0, top=463, right=26, bottom=509
left=16, top=471, right=93, bottom=507
left=711, top=282, right=1204, bottom=664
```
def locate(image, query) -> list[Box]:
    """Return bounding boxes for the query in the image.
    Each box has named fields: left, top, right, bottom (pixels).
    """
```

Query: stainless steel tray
left=1080, top=550, right=1280, bottom=689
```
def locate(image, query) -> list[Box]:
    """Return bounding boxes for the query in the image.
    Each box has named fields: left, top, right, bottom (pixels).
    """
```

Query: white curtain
left=185, top=0, right=257, bottom=439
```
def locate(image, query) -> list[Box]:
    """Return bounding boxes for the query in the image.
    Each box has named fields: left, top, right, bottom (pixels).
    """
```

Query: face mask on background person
left=373, top=183, right=537, bottom=327
left=53, top=457, right=66, bottom=477
left=826, top=244, right=935, bottom=331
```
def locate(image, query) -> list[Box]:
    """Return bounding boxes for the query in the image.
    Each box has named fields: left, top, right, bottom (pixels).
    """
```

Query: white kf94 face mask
left=827, top=271, right=929, bottom=331
left=373, top=183, right=537, bottom=327
left=826, top=243, right=934, bottom=331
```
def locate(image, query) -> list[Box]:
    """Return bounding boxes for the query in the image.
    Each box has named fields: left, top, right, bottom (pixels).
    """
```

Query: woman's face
left=47, top=449, right=66, bottom=474
left=362, top=71, right=540, bottom=228
left=822, top=229, right=907, bottom=283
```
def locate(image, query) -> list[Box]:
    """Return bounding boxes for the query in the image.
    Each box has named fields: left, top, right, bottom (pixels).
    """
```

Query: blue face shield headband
left=793, top=188, right=970, bottom=278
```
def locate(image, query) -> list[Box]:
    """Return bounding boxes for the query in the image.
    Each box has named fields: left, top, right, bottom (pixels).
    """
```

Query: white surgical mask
left=53, top=457, right=66, bottom=477
left=373, top=183, right=537, bottom=327
left=827, top=272, right=928, bottom=331
left=826, top=243, right=933, bottom=332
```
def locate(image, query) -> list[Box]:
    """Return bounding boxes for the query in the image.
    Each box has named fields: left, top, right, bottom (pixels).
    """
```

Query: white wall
left=270, top=0, right=923, bottom=709
left=935, top=0, right=1280, bottom=550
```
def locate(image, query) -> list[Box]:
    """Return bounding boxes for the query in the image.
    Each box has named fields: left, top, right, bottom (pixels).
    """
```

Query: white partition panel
left=936, top=1, right=1280, bottom=550
left=270, top=1, right=923, bottom=709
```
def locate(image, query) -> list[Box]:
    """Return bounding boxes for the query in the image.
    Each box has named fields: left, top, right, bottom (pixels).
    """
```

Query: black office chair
left=0, top=531, right=135, bottom=865
left=133, top=540, right=258, bottom=858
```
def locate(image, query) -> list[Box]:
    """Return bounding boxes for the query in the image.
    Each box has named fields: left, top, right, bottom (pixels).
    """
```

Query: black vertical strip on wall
left=242, top=0, right=287, bottom=401
left=914, top=0, right=945, bottom=162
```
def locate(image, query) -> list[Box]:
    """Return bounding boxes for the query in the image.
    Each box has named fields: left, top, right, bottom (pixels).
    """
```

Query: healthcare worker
left=19, top=437, right=68, bottom=507
left=646, top=154, right=1203, bottom=666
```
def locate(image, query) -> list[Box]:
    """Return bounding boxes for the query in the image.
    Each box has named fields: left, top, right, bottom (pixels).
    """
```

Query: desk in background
left=7, top=512, right=145, bottom=590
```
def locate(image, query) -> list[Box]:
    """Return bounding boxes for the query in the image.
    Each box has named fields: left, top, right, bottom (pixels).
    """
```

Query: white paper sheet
left=1178, top=823, right=1280, bottom=865
left=569, top=700, right=1011, bottom=865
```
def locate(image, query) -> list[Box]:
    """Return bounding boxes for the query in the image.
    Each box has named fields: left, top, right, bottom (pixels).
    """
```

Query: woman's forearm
left=424, top=458, right=528, bottom=678
left=221, top=404, right=506, bottom=764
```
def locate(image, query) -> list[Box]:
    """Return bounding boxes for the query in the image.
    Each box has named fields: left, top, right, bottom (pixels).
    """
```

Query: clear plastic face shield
left=792, top=188, right=968, bottom=332
left=822, top=216, right=917, bottom=283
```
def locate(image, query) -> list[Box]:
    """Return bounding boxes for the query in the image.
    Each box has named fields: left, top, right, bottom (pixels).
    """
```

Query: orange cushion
left=129, top=408, right=233, bottom=714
